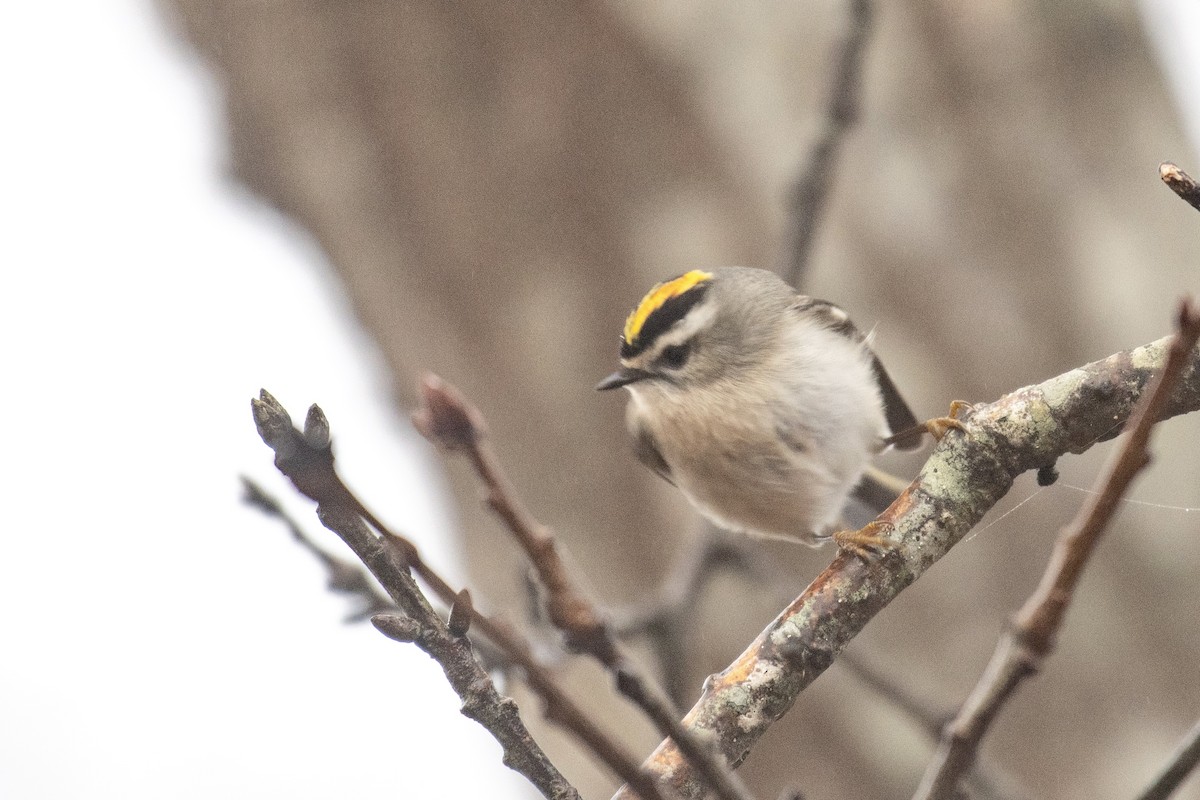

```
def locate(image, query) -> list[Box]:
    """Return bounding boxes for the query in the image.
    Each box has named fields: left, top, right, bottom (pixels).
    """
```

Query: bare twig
left=912, top=300, right=1200, bottom=800
left=412, top=374, right=610, bottom=657
left=415, top=374, right=756, bottom=800
left=251, top=391, right=666, bottom=800
left=245, top=475, right=520, bottom=669
left=614, top=320, right=1200, bottom=800
left=1160, top=162, right=1200, bottom=212
left=780, top=0, right=874, bottom=288
left=320, top=505, right=582, bottom=790
left=1135, top=719, right=1200, bottom=800
left=241, top=476, right=395, bottom=622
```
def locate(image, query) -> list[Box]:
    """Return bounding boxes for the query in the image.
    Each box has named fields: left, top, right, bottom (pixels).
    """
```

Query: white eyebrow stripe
left=641, top=300, right=716, bottom=360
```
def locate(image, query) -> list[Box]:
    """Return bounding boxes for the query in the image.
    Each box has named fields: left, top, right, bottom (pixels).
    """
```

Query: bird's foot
left=883, top=400, right=974, bottom=448
left=923, top=399, right=974, bottom=441
left=833, top=520, right=898, bottom=561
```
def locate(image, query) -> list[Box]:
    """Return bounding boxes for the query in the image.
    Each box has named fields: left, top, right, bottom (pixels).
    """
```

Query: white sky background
left=0, top=2, right=529, bottom=799
left=3, top=2, right=1200, bottom=800
left=1142, top=0, right=1200, bottom=154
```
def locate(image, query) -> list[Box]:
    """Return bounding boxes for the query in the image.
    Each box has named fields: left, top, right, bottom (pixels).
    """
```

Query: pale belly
left=669, top=436, right=858, bottom=544
left=644, top=402, right=873, bottom=544
left=627, top=334, right=888, bottom=543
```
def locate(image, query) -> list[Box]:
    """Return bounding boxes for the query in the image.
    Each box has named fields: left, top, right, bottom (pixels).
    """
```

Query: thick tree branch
left=613, top=320, right=1200, bottom=800
left=251, top=392, right=666, bottom=800
left=912, top=299, right=1200, bottom=799
left=414, top=374, right=755, bottom=800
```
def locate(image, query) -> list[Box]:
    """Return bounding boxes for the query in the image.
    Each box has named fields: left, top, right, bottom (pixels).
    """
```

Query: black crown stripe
left=620, top=282, right=710, bottom=360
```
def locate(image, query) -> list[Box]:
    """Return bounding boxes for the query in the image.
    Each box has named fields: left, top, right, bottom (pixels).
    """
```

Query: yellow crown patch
left=623, top=270, right=713, bottom=345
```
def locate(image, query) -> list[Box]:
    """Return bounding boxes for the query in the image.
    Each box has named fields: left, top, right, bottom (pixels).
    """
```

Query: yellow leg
left=884, top=400, right=974, bottom=448
left=832, top=520, right=898, bottom=561
left=924, top=400, right=974, bottom=441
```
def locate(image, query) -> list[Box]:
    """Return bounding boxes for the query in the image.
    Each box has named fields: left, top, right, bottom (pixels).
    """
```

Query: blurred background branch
left=779, top=0, right=874, bottom=288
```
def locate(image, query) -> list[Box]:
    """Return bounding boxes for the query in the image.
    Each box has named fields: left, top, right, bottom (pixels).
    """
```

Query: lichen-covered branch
left=912, top=300, right=1200, bottom=800
left=614, top=326, right=1200, bottom=800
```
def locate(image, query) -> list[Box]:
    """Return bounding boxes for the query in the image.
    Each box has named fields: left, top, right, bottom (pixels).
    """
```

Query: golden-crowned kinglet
left=598, top=267, right=930, bottom=553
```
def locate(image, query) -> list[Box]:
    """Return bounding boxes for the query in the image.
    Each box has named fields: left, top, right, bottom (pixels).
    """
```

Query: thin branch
left=414, top=373, right=756, bottom=800
left=912, top=299, right=1200, bottom=800
left=251, top=392, right=668, bottom=800
left=780, top=0, right=874, bottom=288
left=411, top=375, right=610, bottom=658
left=245, top=475, right=520, bottom=670
left=1135, top=719, right=1200, bottom=800
left=240, top=476, right=395, bottom=622
left=1160, top=162, right=1200, bottom=212
left=613, top=315, right=1200, bottom=800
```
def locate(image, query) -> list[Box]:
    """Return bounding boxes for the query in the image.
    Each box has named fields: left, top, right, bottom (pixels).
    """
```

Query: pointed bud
left=448, top=588, right=474, bottom=637
left=304, top=404, right=331, bottom=449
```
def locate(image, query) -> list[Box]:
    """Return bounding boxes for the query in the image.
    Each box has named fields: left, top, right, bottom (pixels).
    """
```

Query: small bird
left=597, top=266, right=937, bottom=555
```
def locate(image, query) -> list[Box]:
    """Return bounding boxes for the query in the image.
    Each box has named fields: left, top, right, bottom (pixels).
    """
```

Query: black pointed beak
left=596, top=367, right=650, bottom=391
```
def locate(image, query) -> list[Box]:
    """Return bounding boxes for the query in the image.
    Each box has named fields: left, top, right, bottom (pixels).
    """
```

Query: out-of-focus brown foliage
left=166, top=1, right=1200, bottom=797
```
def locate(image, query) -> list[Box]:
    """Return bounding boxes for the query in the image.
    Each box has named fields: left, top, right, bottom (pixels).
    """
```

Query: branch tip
left=1159, top=161, right=1200, bottom=212
left=304, top=404, right=331, bottom=449
left=1176, top=295, right=1200, bottom=334
left=239, top=475, right=280, bottom=513
left=251, top=389, right=294, bottom=445
left=419, top=378, right=753, bottom=800
left=411, top=373, right=486, bottom=449
left=253, top=395, right=587, bottom=799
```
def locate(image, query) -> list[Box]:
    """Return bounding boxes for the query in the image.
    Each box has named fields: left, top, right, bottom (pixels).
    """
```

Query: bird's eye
left=659, top=342, right=692, bottom=369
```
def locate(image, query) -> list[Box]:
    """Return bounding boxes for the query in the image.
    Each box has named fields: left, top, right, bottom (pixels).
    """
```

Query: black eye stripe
left=658, top=342, right=692, bottom=369
left=620, top=284, right=710, bottom=359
